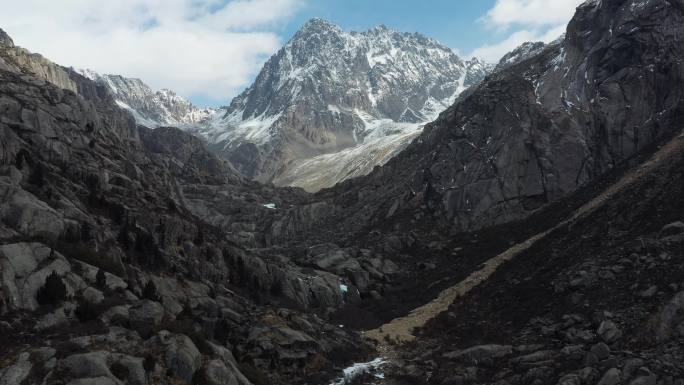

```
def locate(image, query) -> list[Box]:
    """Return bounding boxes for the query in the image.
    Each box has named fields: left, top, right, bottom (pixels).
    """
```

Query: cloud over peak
left=1, top=0, right=304, bottom=106
left=483, top=0, right=583, bottom=28
left=470, top=0, right=583, bottom=62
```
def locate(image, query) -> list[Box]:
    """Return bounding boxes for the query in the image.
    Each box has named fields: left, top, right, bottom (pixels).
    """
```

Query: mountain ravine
left=1, top=0, right=684, bottom=385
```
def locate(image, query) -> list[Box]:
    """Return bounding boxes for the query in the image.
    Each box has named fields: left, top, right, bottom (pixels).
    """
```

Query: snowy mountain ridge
left=81, top=18, right=494, bottom=192
left=77, top=69, right=218, bottom=128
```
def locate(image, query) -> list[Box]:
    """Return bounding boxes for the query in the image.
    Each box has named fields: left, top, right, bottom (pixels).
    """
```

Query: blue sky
left=2, top=0, right=582, bottom=107
left=280, top=1, right=500, bottom=57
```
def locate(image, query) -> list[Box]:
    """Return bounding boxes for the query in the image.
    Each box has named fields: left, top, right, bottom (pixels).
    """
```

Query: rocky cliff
left=0, top=28, right=78, bottom=94
left=494, top=41, right=546, bottom=72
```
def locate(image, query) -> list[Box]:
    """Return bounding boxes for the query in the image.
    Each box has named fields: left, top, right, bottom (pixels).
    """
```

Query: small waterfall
left=329, top=357, right=386, bottom=385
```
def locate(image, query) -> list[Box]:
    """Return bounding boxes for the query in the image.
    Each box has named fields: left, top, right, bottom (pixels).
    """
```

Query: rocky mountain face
left=314, top=0, right=684, bottom=237
left=79, top=69, right=217, bottom=128
left=494, top=41, right=546, bottom=72
left=0, top=28, right=79, bottom=94
left=188, top=19, right=491, bottom=191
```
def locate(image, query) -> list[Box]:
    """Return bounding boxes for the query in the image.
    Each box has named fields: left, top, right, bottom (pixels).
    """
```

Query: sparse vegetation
left=29, top=162, right=46, bottom=186
left=110, top=361, right=129, bottom=381
left=36, top=271, right=67, bottom=305
left=214, top=318, right=231, bottom=344
left=270, top=279, right=283, bottom=297
left=143, top=354, right=156, bottom=373
left=15, top=149, right=31, bottom=169
left=85, top=122, right=95, bottom=133
left=192, top=367, right=210, bottom=385
left=142, top=280, right=159, bottom=301
left=74, top=298, right=101, bottom=322
left=193, top=226, right=204, bottom=245
left=95, top=268, right=107, bottom=288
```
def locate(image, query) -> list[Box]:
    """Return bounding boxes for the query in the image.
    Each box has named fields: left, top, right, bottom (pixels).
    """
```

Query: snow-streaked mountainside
left=79, top=19, right=493, bottom=192
left=191, top=18, right=493, bottom=191
left=77, top=69, right=217, bottom=128
left=494, top=41, right=546, bottom=72
left=272, top=120, right=423, bottom=190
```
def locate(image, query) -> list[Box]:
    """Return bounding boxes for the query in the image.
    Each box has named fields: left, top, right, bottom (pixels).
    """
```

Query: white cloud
left=469, top=0, right=583, bottom=63
left=483, top=0, right=583, bottom=28
left=0, top=0, right=304, bottom=106
left=470, top=24, right=567, bottom=62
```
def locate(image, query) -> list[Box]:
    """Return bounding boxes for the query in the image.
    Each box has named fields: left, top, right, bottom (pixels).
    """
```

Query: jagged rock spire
left=0, top=28, right=15, bottom=47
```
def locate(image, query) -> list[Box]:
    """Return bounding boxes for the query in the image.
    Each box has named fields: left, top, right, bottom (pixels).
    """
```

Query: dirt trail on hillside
left=365, top=132, right=684, bottom=344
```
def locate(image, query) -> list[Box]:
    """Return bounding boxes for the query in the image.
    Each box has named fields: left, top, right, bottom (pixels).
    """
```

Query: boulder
left=560, top=345, right=585, bottom=361
left=510, top=350, right=558, bottom=366
left=622, top=358, right=645, bottom=379
left=62, top=351, right=113, bottom=378
left=312, top=248, right=355, bottom=270
left=111, top=355, right=146, bottom=385
left=0, top=184, right=67, bottom=238
left=207, top=343, right=252, bottom=385
left=152, top=276, right=210, bottom=316
left=649, top=291, right=684, bottom=342
left=630, top=374, right=657, bottom=385
left=36, top=306, right=69, bottom=330
left=660, top=221, right=684, bottom=237
left=204, top=359, right=239, bottom=385
left=597, top=321, right=622, bottom=343
left=307, top=243, right=339, bottom=259
left=129, top=300, right=164, bottom=331
left=0, top=352, right=31, bottom=385
left=557, top=373, right=581, bottom=385
left=66, top=378, right=119, bottom=385
left=590, top=343, right=610, bottom=360
left=598, top=368, right=621, bottom=385
left=521, top=366, right=554, bottom=384
left=640, top=285, right=658, bottom=298
left=158, top=331, right=201, bottom=384
left=564, top=328, right=596, bottom=343
left=32, top=347, right=57, bottom=362
left=578, top=367, right=599, bottom=384
left=83, top=287, right=105, bottom=304
left=443, top=345, right=513, bottom=363
left=100, top=305, right=130, bottom=325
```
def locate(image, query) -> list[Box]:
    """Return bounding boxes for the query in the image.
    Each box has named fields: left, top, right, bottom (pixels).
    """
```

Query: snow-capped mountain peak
left=192, top=18, right=493, bottom=190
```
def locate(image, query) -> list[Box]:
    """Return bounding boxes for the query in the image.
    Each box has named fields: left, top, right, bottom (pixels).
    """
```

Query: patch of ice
left=262, top=203, right=277, bottom=210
